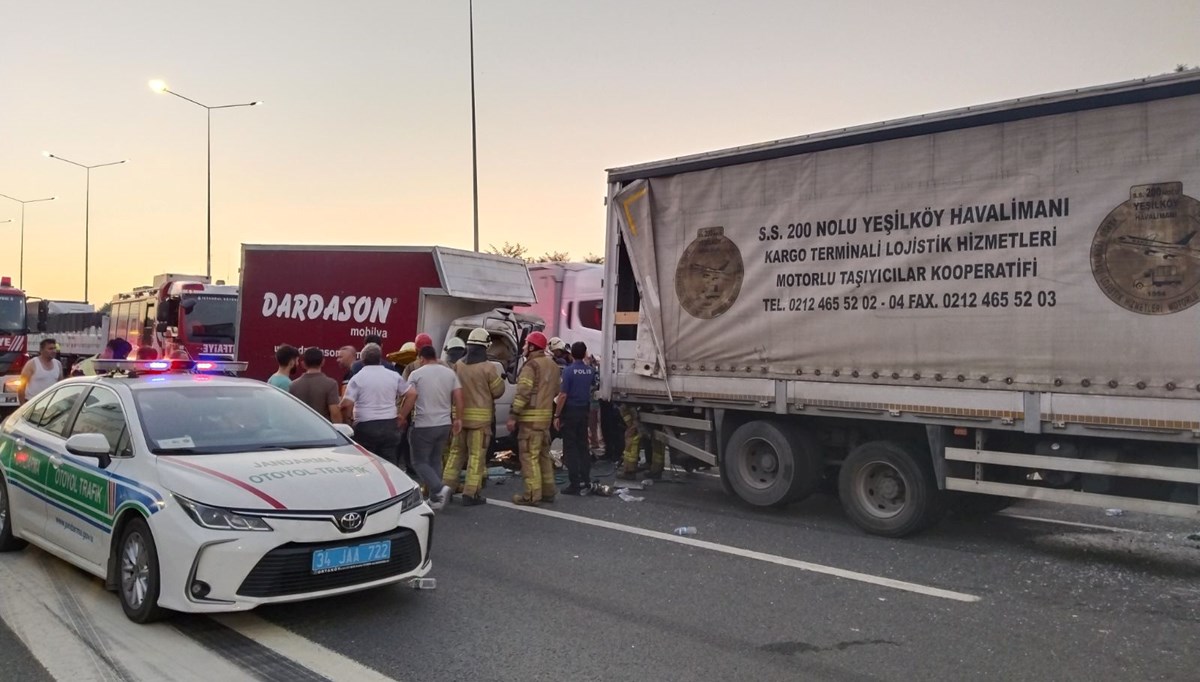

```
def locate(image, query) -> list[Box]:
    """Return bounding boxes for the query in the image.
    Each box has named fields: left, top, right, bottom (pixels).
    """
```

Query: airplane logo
left=1114, top=231, right=1200, bottom=261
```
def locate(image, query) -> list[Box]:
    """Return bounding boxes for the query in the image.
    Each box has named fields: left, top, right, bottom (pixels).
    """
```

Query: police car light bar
left=92, top=359, right=249, bottom=374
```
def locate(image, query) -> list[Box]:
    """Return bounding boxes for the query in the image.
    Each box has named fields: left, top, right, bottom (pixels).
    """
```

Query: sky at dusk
left=2, top=0, right=1198, bottom=303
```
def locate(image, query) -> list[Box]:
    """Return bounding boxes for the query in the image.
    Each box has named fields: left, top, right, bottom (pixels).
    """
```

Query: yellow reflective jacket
left=456, top=359, right=505, bottom=429
left=511, top=353, right=560, bottom=429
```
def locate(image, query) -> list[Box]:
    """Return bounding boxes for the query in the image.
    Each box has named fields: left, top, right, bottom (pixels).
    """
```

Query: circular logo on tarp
left=1091, top=182, right=1200, bottom=315
left=675, top=226, right=744, bottom=319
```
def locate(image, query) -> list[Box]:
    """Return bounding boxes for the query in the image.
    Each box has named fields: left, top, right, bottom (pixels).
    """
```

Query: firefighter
left=403, top=333, right=435, bottom=379
left=505, top=331, right=560, bottom=506
left=440, top=329, right=503, bottom=506
left=443, top=336, right=467, bottom=366
left=617, top=405, right=665, bottom=480
left=548, top=337, right=570, bottom=368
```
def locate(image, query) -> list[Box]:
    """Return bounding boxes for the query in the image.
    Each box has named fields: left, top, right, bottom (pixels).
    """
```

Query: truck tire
left=722, top=421, right=821, bottom=507
left=838, top=440, right=944, bottom=537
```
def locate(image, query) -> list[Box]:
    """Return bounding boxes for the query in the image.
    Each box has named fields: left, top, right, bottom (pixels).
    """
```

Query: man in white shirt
left=341, top=343, right=408, bottom=463
left=399, top=346, right=463, bottom=510
left=20, top=338, right=62, bottom=403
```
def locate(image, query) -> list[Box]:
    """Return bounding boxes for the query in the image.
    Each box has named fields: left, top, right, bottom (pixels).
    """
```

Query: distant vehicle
left=0, top=359, right=432, bottom=623
left=0, top=277, right=29, bottom=410
left=602, top=70, right=1200, bottom=537
left=236, top=245, right=541, bottom=444
left=26, top=299, right=109, bottom=374
left=516, top=262, right=604, bottom=355
left=108, top=273, right=239, bottom=360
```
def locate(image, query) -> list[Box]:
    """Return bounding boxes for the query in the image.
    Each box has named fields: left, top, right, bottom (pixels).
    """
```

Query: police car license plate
left=311, top=540, right=391, bottom=574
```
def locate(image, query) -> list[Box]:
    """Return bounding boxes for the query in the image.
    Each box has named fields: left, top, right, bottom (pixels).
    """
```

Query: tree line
left=487, top=242, right=603, bottom=264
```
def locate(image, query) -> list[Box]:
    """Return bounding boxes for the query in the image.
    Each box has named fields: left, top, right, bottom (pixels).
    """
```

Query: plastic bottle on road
left=672, top=526, right=697, bottom=536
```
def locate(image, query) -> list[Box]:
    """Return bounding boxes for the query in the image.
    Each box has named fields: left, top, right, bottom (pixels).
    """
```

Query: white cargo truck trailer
left=600, top=71, right=1200, bottom=536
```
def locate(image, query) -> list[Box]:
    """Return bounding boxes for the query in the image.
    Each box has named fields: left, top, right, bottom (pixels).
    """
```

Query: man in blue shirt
left=554, top=341, right=596, bottom=495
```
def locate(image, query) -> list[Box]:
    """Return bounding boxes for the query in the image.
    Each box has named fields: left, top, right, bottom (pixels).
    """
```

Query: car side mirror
left=333, top=423, right=355, bottom=439
left=65, top=433, right=113, bottom=468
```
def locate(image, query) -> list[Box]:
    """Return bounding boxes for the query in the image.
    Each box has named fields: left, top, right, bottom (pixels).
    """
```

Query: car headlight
left=399, top=486, right=423, bottom=514
left=174, top=495, right=273, bottom=531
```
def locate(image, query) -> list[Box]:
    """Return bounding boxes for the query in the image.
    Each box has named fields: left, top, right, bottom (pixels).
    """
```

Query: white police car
left=0, top=360, right=431, bottom=622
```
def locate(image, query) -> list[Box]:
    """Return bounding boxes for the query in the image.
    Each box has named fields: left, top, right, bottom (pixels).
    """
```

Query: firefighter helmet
left=467, top=327, right=491, bottom=346
left=415, top=333, right=434, bottom=350
left=525, top=331, right=548, bottom=350
left=548, top=337, right=566, bottom=353
left=445, top=336, right=466, bottom=351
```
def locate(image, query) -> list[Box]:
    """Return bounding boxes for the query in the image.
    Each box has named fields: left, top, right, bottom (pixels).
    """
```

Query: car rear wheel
left=0, top=473, right=27, bottom=552
left=117, top=518, right=166, bottom=623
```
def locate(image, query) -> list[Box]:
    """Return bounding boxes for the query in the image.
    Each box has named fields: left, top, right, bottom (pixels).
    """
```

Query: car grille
left=237, top=528, right=424, bottom=598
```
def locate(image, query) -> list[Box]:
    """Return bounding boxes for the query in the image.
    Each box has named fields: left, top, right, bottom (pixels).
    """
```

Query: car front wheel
left=117, top=517, right=166, bottom=623
left=0, top=472, right=27, bottom=552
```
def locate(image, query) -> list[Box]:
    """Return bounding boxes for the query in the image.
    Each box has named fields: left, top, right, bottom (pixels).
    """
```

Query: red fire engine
left=107, top=274, right=239, bottom=360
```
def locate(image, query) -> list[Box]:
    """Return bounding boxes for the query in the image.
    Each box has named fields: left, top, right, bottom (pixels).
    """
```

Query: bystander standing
left=269, top=345, right=299, bottom=390
left=289, top=347, right=343, bottom=422
left=340, top=343, right=408, bottom=462
left=400, top=346, right=463, bottom=510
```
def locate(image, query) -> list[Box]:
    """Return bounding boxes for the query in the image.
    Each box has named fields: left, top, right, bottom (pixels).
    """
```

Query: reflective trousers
left=517, top=425, right=556, bottom=502
left=442, top=426, right=491, bottom=497
left=621, top=409, right=665, bottom=475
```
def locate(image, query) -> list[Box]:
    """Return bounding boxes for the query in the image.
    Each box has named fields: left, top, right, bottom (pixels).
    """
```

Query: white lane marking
left=996, top=512, right=1148, bottom=534
left=213, top=612, right=400, bottom=682
left=0, top=547, right=254, bottom=682
left=488, top=499, right=980, bottom=603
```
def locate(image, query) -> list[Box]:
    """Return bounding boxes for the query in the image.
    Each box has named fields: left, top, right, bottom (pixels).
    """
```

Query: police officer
left=441, top=329, right=505, bottom=506
left=506, top=331, right=560, bottom=506
left=554, top=341, right=595, bottom=494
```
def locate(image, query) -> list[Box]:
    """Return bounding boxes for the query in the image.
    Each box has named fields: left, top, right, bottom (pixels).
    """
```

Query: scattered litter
left=1187, top=533, right=1200, bottom=542
left=591, top=484, right=614, bottom=497
left=877, top=597, right=887, bottom=602
left=671, top=526, right=697, bottom=537
left=616, top=481, right=646, bottom=490
left=617, top=490, right=644, bottom=502
left=408, top=578, right=437, bottom=590
left=641, top=479, right=654, bottom=487
left=1105, top=508, right=1125, bottom=517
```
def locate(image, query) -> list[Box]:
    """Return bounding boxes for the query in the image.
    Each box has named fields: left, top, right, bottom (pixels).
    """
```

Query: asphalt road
left=1, top=465, right=1198, bottom=681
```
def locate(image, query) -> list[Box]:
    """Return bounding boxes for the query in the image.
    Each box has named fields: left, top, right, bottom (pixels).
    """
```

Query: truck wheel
left=0, top=472, right=27, bottom=552
left=838, top=441, right=944, bottom=537
left=723, top=421, right=821, bottom=507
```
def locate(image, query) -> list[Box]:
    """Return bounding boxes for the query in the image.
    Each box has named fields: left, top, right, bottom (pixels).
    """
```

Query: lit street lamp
left=150, top=79, right=260, bottom=280
left=0, top=194, right=56, bottom=289
left=44, top=152, right=126, bottom=302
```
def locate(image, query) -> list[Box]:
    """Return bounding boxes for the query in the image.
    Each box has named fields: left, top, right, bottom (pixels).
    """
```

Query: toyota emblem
left=337, top=511, right=364, bottom=532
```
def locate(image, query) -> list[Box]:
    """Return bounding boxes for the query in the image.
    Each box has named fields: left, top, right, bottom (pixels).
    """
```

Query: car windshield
left=182, top=295, right=236, bottom=343
left=0, top=295, right=26, bottom=334
left=133, top=383, right=347, bottom=455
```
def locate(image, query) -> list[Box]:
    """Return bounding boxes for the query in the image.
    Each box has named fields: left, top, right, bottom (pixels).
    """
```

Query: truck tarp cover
left=614, top=92, right=1200, bottom=397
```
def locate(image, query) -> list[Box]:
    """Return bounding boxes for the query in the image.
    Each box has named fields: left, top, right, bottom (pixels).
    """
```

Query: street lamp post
left=149, top=80, right=260, bottom=280
left=44, top=153, right=126, bottom=302
left=469, top=0, right=480, bottom=252
left=0, top=194, right=56, bottom=289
